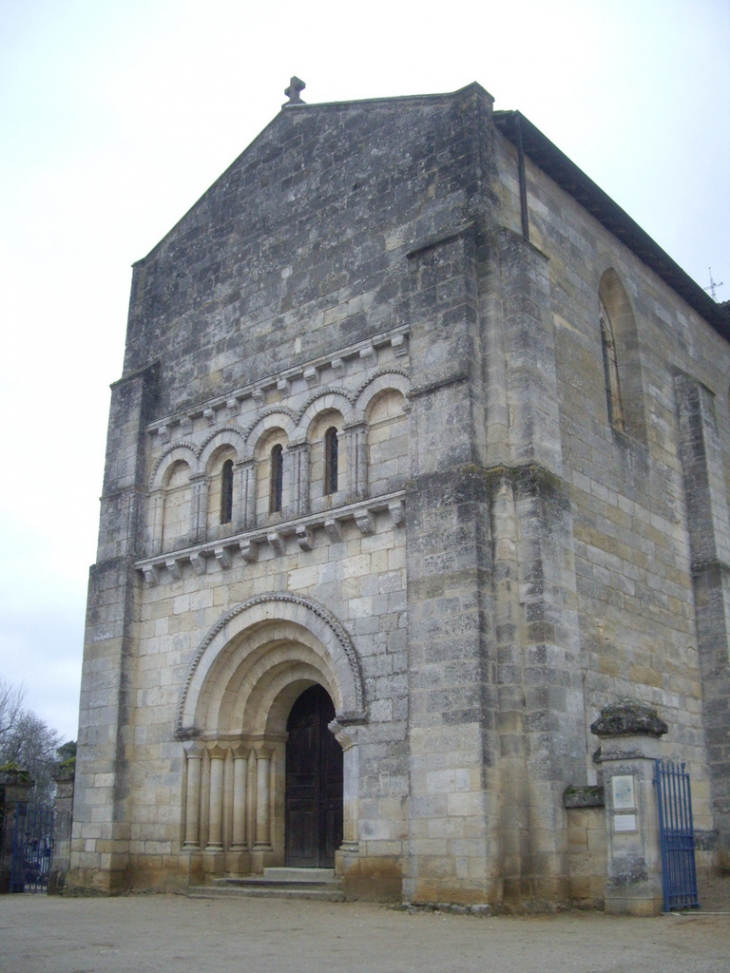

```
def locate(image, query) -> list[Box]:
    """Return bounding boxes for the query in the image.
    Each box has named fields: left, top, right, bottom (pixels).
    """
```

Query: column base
left=225, top=849, right=251, bottom=874
left=250, top=846, right=276, bottom=875
left=202, top=850, right=226, bottom=878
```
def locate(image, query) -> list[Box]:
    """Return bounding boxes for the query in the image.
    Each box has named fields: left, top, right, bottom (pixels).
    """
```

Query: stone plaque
left=612, top=775, right=635, bottom=810
left=614, top=813, right=637, bottom=833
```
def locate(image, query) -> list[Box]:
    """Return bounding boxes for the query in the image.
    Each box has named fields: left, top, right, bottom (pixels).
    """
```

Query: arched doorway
left=177, top=594, right=365, bottom=875
left=285, top=685, right=343, bottom=867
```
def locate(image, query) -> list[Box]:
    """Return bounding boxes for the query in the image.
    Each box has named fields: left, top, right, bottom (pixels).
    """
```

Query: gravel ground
left=0, top=893, right=728, bottom=973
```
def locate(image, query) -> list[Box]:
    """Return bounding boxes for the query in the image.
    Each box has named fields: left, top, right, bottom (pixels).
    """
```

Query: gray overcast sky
left=1, top=0, right=728, bottom=742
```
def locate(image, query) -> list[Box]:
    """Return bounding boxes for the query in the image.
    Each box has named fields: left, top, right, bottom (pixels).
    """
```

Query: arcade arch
left=177, top=594, right=365, bottom=874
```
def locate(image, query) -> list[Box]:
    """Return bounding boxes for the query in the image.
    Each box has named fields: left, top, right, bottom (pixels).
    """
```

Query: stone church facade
left=68, top=81, right=730, bottom=911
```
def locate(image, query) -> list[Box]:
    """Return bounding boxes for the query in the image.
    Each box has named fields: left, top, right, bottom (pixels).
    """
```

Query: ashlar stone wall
left=68, top=82, right=730, bottom=905
left=494, top=128, right=729, bottom=860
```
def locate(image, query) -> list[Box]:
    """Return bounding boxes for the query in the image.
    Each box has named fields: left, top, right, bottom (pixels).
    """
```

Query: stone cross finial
left=284, top=76, right=306, bottom=105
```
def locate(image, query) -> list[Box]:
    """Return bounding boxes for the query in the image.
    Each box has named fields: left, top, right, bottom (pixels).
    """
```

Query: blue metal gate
left=654, top=759, right=699, bottom=911
left=10, top=803, right=54, bottom=893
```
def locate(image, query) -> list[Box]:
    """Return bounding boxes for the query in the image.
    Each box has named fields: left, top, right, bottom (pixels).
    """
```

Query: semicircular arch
left=354, top=369, right=410, bottom=414
left=176, top=592, right=366, bottom=738
left=297, top=389, right=354, bottom=438
left=149, top=443, right=199, bottom=491
left=198, top=427, right=246, bottom=469
left=242, top=410, right=297, bottom=460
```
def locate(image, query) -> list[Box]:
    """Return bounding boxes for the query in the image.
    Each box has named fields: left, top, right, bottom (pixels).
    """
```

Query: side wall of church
left=494, top=131, right=730, bottom=864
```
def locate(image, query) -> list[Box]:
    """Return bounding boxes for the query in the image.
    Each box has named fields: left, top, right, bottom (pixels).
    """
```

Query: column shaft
left=237, top=460, right=256, bottom=531
left=231, top=753, right=248, bottom=850
left=207, top=752, right=225, bottom=850
left=183, top=752, right=203, bottom=848
left=254, top=753, right=271, bottom=848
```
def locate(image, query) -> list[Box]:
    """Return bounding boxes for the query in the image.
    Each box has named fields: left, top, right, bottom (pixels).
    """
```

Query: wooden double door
left=285, top=685, right=343, bottom=868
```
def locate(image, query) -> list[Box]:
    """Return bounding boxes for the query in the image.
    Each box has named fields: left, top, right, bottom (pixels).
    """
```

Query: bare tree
left=0, top=678, right=66, bottom=803
left=0, top=679, right=25, bottom=739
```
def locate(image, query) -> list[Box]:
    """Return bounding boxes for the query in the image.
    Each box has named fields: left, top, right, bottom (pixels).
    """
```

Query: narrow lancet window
left=599, top=298, right=625, bottom=431
left=220, top=459, right=234, bottom=524
left=324, top=427, right=338, bottom=495
left=270, top=444, right=283, bottom=513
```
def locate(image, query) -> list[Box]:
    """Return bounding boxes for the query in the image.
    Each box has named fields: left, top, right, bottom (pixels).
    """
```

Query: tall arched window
left=220, top=459, right=234, bottom=524
left=270, top=444, right=283, bottom=513
left=599, top=297, right=625, bottom=432
left=324, top=427, right=338, bottom=496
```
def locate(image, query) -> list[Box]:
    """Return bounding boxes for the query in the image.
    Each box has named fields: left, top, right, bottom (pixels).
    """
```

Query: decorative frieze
left=145, top=325, right=410, bottom=439
left=136, top=490, right=406, bottom=585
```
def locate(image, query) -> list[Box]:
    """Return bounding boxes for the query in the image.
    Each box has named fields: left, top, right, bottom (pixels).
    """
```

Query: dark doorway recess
left=285, top=684, right=343, bottom=867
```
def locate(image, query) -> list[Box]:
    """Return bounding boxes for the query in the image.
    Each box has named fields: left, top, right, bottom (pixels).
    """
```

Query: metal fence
left=654, top=759, right=699, bottom=911
left=10, top=803, right=54, bottom=893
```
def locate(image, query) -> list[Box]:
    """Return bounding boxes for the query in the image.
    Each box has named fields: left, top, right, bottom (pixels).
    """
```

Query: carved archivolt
left=148, top=368, right=411, bottom=555
left=296, top=387, right=355, bottom=425
left=175, top=592, right=366, bottom=738
left=198, top=427, right=247, bottom=468
left=149, top=442, right=198, bottom=491
left=240, top=408, right=298, bottom=448
left=354, top=367, right=410, bottom=412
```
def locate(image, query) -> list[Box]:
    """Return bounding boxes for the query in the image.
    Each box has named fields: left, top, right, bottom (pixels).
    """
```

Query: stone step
left=188, top=883, right=345, bottom=902
left=188, top=867, right=344, bottom=901
left=264, top=867, right=337, bottom=883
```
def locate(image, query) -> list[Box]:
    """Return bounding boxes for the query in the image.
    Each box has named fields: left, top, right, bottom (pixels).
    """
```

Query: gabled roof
left=493, top=109, right=729, bottom=343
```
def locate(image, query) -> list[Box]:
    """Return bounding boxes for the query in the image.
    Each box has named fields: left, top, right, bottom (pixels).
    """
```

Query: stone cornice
left=136, top=490, right=406, bottom=585
left=407, top=372, right=469, bottom=400
left=146, top=326, right=409, bottom=437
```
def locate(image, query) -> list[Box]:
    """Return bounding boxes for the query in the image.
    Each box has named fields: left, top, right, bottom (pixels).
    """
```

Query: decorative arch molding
left=242, top=409, right=297, bottom=459
left=355, top=368, right=410, bottom=414
left=198, top=426, right=246, bottom=468
left=296, top=388, right=355, bottom=431
left=149, top=442, right=199, bottom=491
left=175, top=592, right=367, bottom=738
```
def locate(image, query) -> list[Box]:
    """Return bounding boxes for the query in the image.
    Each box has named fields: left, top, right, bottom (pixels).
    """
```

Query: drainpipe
left=513, top=112, right=530, bottom=242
